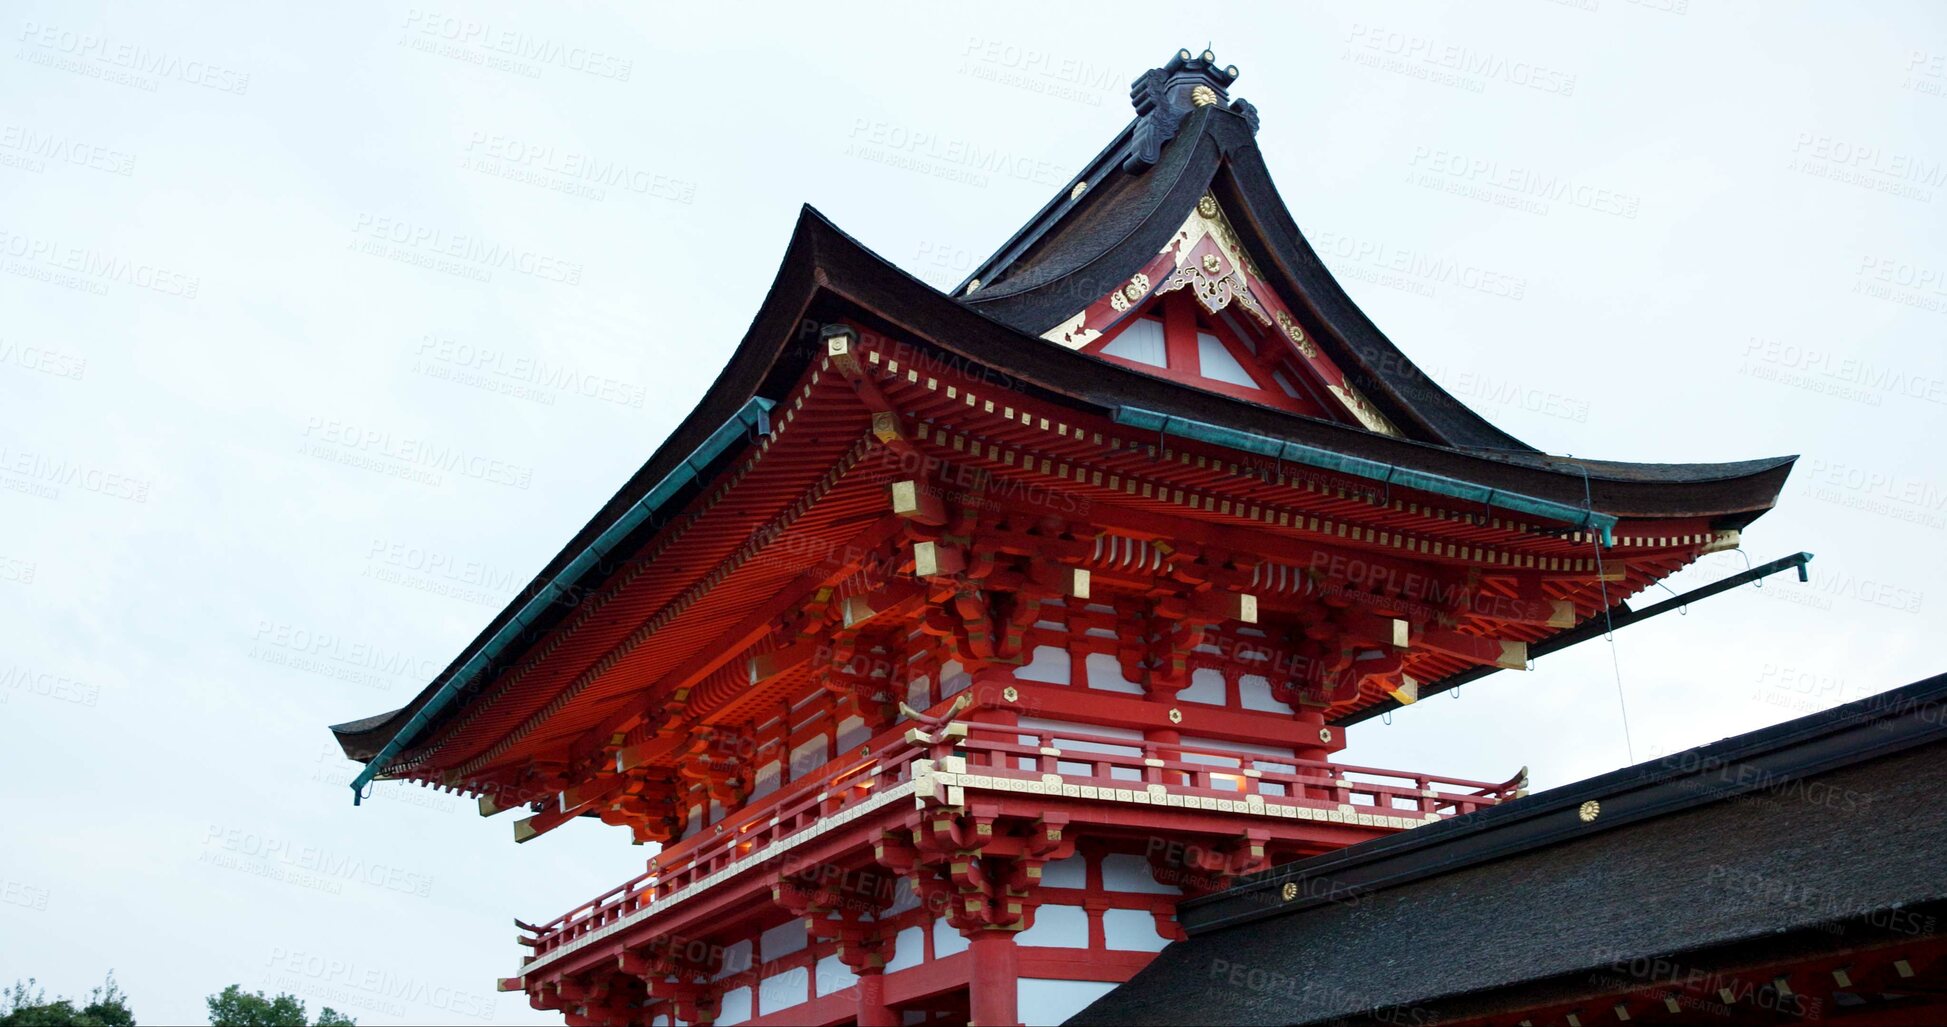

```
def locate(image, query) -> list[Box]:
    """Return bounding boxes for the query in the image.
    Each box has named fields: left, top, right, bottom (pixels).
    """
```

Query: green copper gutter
left=1113, top=407, right=1618, bottom=545
left=350, top=396, right=775, bottom=804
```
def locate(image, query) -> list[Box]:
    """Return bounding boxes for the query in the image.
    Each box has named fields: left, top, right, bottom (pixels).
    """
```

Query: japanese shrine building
left=333, top=50, right=1805, bottom=1026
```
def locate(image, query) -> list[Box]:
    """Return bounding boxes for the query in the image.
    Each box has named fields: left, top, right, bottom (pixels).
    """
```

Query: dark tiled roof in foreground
left=1069, top=671, right=1947, bottom=1025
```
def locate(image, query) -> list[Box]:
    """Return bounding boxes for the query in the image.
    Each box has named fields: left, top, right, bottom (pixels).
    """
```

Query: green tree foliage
left=204, top=986, right=353, bottom=1027
left=0, top=974, right=136, bottom=1026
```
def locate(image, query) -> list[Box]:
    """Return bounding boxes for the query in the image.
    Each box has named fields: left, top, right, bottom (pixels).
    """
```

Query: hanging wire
left=1578, top=460, right=1636, bottom=764
left=1651, top=579, right=1689, bottom=615
left=1728, top=547, right=1761, bottom=587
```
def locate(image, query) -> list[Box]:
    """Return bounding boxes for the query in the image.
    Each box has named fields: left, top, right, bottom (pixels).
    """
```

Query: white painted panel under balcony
left=1018, top=718, right=1142, bottom=756
left=717, top=986, right=752, bottom=1026
left=816, top=953, right=856, bottom=997
left=1013, top=644, right=1071, bottom=684
left=762, top=918, right=807, bottom=960
left=1100, top=853, right=1179, bottom=894
left=933, top=917, right=969, bottom=956
left=1179, top=667, right=1225, bottom=705
left=1017, top=716, right=1143, bottom=741
left=941, top=660, right=971, bottom=698
left=1041, top=853, right=1086, bottom=888
left=1238, top=673, right=1293, bottom=714
left=906, top=674, right=930, bottom=711
left=1084, top=652, right=1143, bottom=694
left=885, top=925, right=926, bottom=972
left=758, top=965, right=809, bottom=1014
left=715, top=939, right=753, bottom=980
left=1102, top=908, right=1171, bottom=951
left=751, top=760, right=781, bottom=800
left=789, top=735, right=829, bottom=780
left=1179, top=736, right=1298, bottom=761
left=836, top=714, right=868, bottom=753
left=883, top=879, right=922, bottom=917
left=1015, top=903, right=1089, bottom=947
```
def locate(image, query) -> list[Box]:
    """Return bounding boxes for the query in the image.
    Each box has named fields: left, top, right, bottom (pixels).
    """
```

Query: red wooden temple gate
left=333, top=50, right=1793, bottom=1026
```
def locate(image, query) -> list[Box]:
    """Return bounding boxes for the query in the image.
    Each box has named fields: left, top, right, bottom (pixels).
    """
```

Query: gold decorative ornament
left=1201, top=253, right=1222, bottom=275
left=1178, top=49, right=1193, bottom=60
left=1190, top=84, right=1218, bottom=108
left=1318, top=727, right=1333, bottom=743
left=1123, top=272, right=1150, bottom=303
left=965, top=278, right=980, bottom=294
left=1002, top=685, right=1019, bottom=703
left=1275, top=309, right=1317, bottom=358
left=1578, top=800, right=1601, bottom=823
left=1168, top=707, right=1183, bottom=724
left=1197, top=194, right=1219, bottom=218
left=1070, top=180, right=1088, bottom=200
left=1326, top=382, right=1402, bottom=437
left=1109, top=290, right=1129, bottom=312
left=1201, top=49, right=1216, bottom=62
left=1280, top=882, right=1299, bottom=902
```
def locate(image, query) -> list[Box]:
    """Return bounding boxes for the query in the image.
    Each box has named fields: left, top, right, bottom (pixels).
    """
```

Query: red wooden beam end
left=890, top=480, right=947, bottom=525
left=913, top=540, right=966, bottom=577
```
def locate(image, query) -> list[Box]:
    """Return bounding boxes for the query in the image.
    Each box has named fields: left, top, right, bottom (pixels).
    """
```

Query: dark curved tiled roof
left=959, top=105, right=1546, bottom=451
left=331, top=207, right=1795, bottom=773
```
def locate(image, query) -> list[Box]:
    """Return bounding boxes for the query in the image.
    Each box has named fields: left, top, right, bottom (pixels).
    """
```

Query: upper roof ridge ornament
left=1122, top=48, right=1257, bottom=175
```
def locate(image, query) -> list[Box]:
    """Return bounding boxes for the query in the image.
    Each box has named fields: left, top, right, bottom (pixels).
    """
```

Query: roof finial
left=1122, top=48, right=1255, bottom=174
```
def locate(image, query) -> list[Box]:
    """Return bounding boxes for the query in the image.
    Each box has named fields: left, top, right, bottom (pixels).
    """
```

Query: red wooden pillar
left=855, top=970, right=895, bottom=1026
left=1148, top=725, right=1185, bottom=786
left=968, top=929, right=1020, bottom=1027
left=1293, top=709, right=1329, bottom=761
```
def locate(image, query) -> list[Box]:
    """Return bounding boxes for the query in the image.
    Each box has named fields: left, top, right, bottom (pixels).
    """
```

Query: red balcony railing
left=948, top=720, right=1524, bottom=818
left=524, top=737, right=928, bottom=961
left=520, top=716, right=1522, bottom=962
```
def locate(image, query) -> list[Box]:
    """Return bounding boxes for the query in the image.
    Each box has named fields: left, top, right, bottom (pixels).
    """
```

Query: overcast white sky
left=3, top=1, right=1944, bottom=1023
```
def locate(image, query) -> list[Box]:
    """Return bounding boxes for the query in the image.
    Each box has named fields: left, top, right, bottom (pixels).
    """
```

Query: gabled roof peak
left=1126, top=48, right=1259, bottom=173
